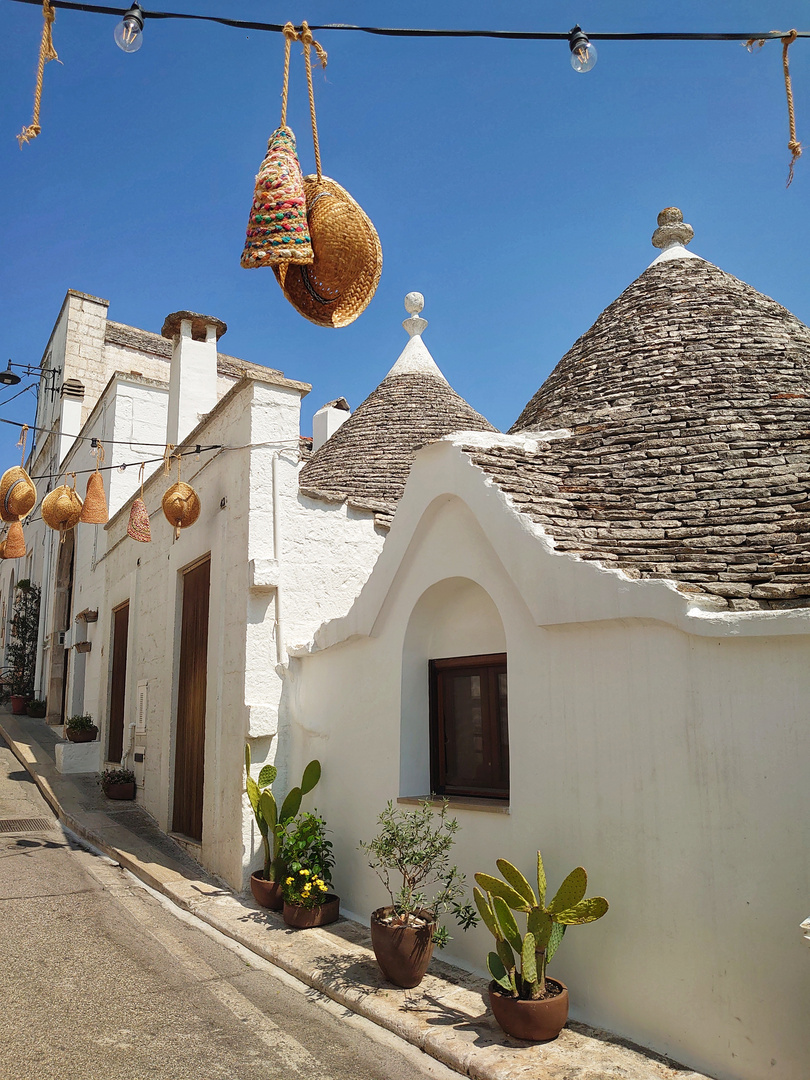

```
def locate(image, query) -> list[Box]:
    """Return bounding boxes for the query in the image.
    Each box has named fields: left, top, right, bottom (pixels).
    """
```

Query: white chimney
left=312, top=397, right=350, bottom=452
left=162, top=310, right=227, bottom=445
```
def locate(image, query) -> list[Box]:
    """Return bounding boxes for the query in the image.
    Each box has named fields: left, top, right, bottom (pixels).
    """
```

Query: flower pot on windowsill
left=10, top=695, right=28, bottom=715
left=370, top=906, right=436, bottom=988
left=282, top=894, right=340, bottom=929
left=250, top=871, right=284, bottom=910
left=74, top=640, right=91, bottom=654
left=103, top=781, right=136, bottom=801
left=66, top=725, right=98, bottom=743
left=488, top=978, right=569, bottom=1042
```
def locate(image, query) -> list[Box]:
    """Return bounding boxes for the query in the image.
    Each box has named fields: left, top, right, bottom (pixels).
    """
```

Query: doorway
left=172, top=556, right=210, bottom=841
left=108, top=601, right=129, bottom=762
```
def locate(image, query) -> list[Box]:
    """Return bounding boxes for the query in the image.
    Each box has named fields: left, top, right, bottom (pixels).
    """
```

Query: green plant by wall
left=359, top=799, right=478, bottom=947
left=280, top=812, right=334, bottom=908
left=475, top=852, right=608, bottom=999
left=66, top=713, right=95, bottom=730
left=1, top=579, right=41, bottom=702
left=244, top=741, right=321, bottom=883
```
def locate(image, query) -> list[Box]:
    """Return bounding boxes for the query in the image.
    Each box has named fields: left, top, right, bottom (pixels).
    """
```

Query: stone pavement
left=0, top=710, right=713, bottom=1080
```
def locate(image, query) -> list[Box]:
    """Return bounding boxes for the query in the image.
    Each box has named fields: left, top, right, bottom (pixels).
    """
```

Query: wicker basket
left=4, top=520, right=26, bottom=559
left=0, top=466, right=36, bottom=523
left=274, top=175, right=382, bottom=328
left=127, top=497, right=151, bottom=543
left=241, top=126, right=314, bottom=269
left=162, top=481, right=201, bottom=539
left=80, top=469, right=109, bottom=524
left=42, top=481, right=83, bottom=534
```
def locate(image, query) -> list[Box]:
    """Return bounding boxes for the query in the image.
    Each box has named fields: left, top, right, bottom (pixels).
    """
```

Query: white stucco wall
left=284, top=438, right=810, bottom=1080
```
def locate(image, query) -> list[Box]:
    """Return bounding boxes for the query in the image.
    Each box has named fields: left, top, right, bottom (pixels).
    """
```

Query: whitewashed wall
left=285, top=437, right=810, bottom=1080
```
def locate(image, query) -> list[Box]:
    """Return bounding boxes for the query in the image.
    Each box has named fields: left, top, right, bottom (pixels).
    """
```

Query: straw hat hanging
left=0, top=426, right=37, bottom=523
left=42, top=472, right=83, bottom=540
left=4, top=521, right=26, bottom=559
left=241, top=24, right=314, bottom=270
left=274, top=24, right=382, bottom=328
left=162, top=453, right=201, bottom=539
left=127, top=463, right=151, bottom=543
left=80, top=441, right=109, bottom=524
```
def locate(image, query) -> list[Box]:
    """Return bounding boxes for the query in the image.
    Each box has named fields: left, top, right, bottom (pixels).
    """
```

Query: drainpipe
left=272, top=452, right=286, bottom=665
left=120, top=721, right=136, bottom=769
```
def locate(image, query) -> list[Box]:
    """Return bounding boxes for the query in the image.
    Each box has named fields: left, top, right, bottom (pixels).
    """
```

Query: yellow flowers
left=285, top=876, right=294, bottom=885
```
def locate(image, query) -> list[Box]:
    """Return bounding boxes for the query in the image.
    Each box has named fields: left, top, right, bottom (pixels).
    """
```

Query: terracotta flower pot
left=26, top=704, right=46, bottom=718
left=66, top=726, right=98, bottom=743
left=103, top=781, right=136, bottom=801
left=282, top=894, right=340, bottom=929
left=250, top=871, right=284, bottom=910
left=488, top=978, right=569, bottom=1042
left=10, top=695, right=28, bottom=715
left=370, top=906, right=435, bottom=988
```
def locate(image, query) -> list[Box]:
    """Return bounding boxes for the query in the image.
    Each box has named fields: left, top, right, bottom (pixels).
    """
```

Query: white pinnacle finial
left=403, top=292, right=428, bottom=338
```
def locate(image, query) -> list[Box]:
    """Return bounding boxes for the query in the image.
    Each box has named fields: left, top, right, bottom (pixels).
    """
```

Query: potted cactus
left=245, top=741, right=321, bottom=910
left=474, top=852, right=608, bottom=1041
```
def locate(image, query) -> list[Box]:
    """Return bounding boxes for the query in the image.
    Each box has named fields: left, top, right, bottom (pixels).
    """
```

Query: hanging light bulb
left=114, top=4, right=145, bottom=53
left=568, top=25, right=597, bottom=73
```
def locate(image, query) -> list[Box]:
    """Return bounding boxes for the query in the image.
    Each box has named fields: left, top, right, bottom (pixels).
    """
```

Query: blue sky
left=1, top=1, right=808, bottom=476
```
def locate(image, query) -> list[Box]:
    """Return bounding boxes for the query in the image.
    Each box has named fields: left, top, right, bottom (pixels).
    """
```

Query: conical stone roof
left=464, top=210, right=810, bottom=611
left=299, top=293, right=497, bottom=523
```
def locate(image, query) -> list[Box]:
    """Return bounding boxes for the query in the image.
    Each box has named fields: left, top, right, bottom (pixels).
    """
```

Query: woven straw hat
left=80, top=470, right=109, bottom=524
left=275, top=175, right=382, bottom=328
left=127, top=498, right=151, bottom=543
left=42, top=480, right=83, bottom=534
left=241, top=127, right=314, bottom=269
left=162, top=481, right=201, bottom=539
left=4, top=520, right=26, bottom=559
left=0, top=466, right=36, bottom=523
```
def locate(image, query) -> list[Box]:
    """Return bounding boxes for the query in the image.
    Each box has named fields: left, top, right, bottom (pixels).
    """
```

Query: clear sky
left=1, top=1, right=808, bottom=477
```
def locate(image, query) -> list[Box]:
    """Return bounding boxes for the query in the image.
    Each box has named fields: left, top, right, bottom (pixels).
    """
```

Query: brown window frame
left=429, top=653, right=508, bottom=801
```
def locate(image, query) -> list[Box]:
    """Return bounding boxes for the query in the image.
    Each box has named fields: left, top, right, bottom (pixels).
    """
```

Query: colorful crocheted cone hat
left=80, top=470, right=109, bottom=524
left=274, top=174, right=382, bottom=328
left=162, top=481, right=201, bottom=539
left=4, top=520, right=26, bottom=559
left=127, top=497, right=151, bottom=543
left=241, top=127, right=314, bottom=269
left=42, top=483, right=83, bottom=533
left=0, top=465, right=36, bottom=523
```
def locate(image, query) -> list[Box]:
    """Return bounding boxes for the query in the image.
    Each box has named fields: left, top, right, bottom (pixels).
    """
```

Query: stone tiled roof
left=465, top=255, right=810, bottom=612
left=300, top=369, right=496, bottom=519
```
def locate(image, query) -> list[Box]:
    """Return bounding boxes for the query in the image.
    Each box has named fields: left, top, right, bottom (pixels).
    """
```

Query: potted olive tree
left=474, top=852, right=609, bottom=1041
left=244, top=741, right=321, bottom=910
left=1, top=579, right=41, bottom=714
left=359, top=799, right=477, bottom=988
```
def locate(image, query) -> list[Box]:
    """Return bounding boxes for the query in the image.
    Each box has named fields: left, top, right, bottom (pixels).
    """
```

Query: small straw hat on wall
left=4, top=520, right=26, bottom=559
left=42, top=476, right=83, bottom=538
left=0, top=466, right=36, bottom=523
left=162, top=481, right=201, bottom=539
left=127, top=498, right=151, bottom=543
left=275, top=174, right=382, bottom=328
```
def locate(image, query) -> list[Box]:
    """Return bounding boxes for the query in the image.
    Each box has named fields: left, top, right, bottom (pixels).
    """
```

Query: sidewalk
left=0, top=710, right=712, bottom=1080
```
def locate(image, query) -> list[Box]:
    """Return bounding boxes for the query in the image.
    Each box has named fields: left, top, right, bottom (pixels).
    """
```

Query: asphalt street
left=0, top=736, right=461, bottom=1080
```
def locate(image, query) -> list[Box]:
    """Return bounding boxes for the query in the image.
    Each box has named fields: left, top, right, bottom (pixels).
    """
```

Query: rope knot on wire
left=299, top=22, right=328, bottom=70
left=782, top=29, right=802, bottom=186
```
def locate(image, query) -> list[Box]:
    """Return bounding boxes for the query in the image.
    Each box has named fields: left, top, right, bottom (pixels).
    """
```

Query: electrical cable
left=5, top=0, right=810, bottom=42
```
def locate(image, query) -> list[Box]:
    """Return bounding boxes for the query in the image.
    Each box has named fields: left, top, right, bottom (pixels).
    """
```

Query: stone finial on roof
left=403, top=292, right=428, bottom=338
left=652, top=207, right=694, bottom=251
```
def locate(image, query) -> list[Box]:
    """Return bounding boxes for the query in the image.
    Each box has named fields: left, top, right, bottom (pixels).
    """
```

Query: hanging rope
left=94, top=440, right=105, bottom=470
left=16, top=424, right=28, bottom=466
left=162, top=443, right=176, bottom=474
left=279, top=21, right=299, bottom=127
left=17, top=1, right=60, bottom=147
left=300, top=21, right=328, bottom=181
left=782, top=30, right=802, bottom=186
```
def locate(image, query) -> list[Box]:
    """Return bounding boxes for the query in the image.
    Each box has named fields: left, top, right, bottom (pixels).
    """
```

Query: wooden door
left=172, top=557, right=210, bottom=840
left=108, top=602, right=129, bottom=762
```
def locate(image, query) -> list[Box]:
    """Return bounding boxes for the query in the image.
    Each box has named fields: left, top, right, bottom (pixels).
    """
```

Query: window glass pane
left=444, top=674, right=484, bottom=790
left=497, top=671, right=509, bottom=788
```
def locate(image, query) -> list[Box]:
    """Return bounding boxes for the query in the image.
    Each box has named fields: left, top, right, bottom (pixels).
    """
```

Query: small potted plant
left=26, top=698, right=47, bottom=718
left=359, top=799, right=478, bottom=988
left=279, top=811, right=339, bottom=928
left=100, top=767, right=136, bottom=800
left=65, top=713, right=99, bottom=743
left=244, top=741, right=321, bottom=910
left=474, top=852, right=609, bottom=1041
